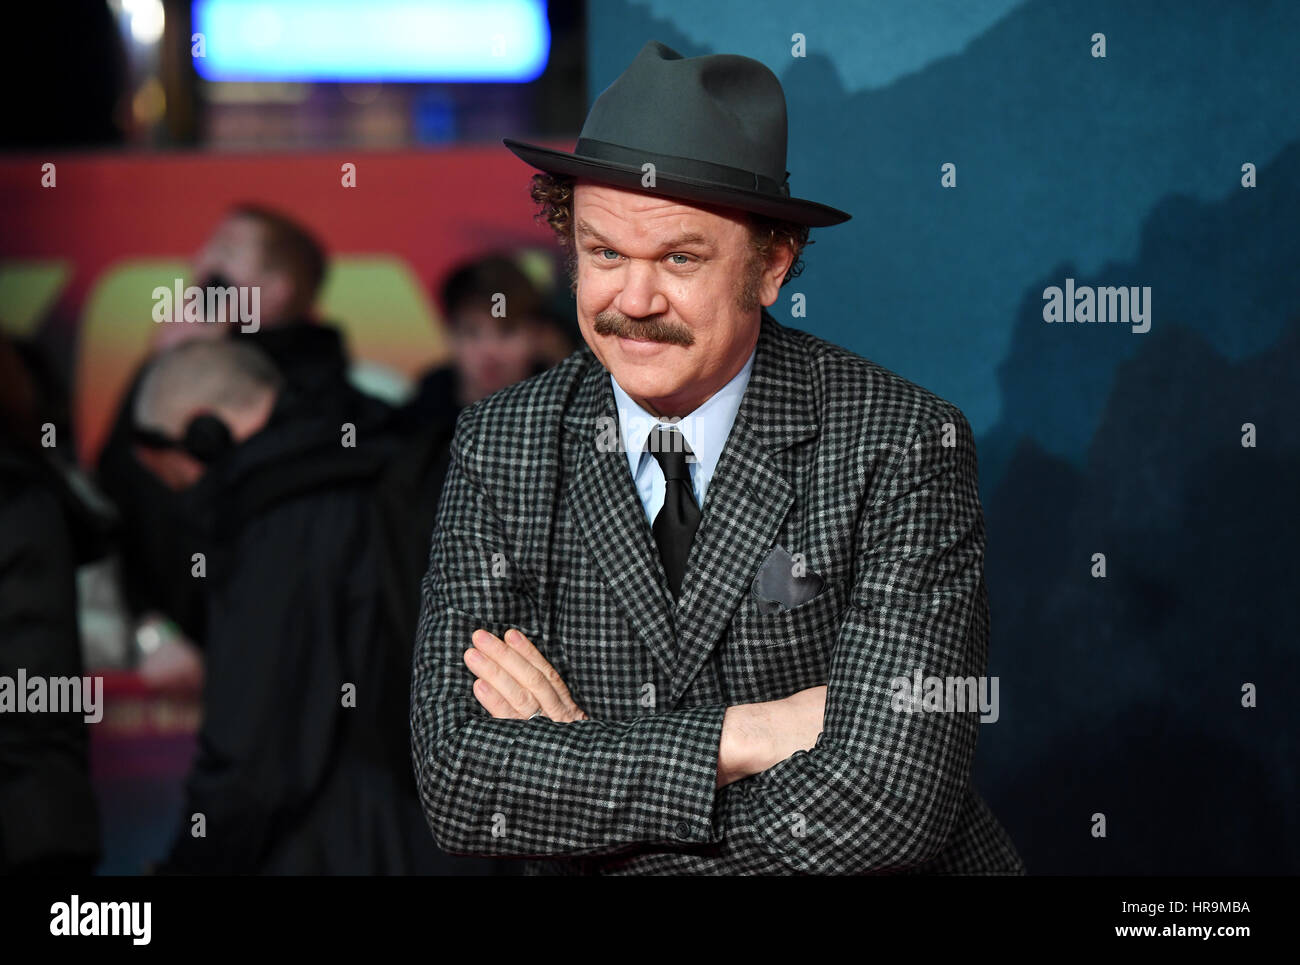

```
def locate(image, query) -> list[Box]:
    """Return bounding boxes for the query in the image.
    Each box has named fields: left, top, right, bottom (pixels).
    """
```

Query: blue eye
left=668, top=254, right=690, bottom=265
left=600, top=249, right=620, bottom=260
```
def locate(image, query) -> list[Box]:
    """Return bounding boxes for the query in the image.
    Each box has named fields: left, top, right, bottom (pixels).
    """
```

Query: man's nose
left=614, top=261, right=669, bottom=319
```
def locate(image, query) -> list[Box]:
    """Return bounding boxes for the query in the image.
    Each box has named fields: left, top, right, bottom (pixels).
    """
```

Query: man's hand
left=136, top=621, right=204, bottom=695
left=464, top=628, right=589, bottom=722
left=717, top=685, right=827, bottom=788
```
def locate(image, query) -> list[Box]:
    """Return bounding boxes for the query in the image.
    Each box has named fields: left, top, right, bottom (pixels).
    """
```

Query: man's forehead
left=210, top=215, right=264, bottom=247
left=573, top=182, right=743, bottom=242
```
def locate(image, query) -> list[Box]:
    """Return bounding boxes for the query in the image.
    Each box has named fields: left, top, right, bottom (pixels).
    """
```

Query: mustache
left=593, top=310, right=695, bottom=347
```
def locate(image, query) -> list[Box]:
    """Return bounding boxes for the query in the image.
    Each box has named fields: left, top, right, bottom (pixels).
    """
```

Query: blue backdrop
left=589, top=0, right=1299, bottom=873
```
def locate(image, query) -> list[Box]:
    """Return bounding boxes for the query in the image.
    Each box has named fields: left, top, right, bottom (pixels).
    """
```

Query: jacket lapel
left=560, top=314, right=818, bottom=703
left=666, top=313, right=818, bottom=703
left=563, top=356, right=679, bottom=682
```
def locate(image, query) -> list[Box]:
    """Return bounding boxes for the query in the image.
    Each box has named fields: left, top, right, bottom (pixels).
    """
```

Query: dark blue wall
left=589, top=0, right=1299, bottom=873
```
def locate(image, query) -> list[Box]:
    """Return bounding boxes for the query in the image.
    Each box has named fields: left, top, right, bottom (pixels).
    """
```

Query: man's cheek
left=574, top=272, right=597, bottom=312
left=577, top=284, right=611, bottom=330
left=577, top=263, right=621, bottom=303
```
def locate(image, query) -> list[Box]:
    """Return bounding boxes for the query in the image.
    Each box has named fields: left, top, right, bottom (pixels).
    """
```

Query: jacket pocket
left=720, top=579, right=847, bottom=704
left=729, top=578, right=848, bottom=648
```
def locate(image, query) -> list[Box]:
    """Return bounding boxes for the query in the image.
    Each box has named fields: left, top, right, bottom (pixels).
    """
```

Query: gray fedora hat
left=504, top=41, right=851, bottom=227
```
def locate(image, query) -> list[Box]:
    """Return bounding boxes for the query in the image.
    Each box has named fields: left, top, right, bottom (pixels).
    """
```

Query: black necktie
left=648, top=425, right=700, bottom=598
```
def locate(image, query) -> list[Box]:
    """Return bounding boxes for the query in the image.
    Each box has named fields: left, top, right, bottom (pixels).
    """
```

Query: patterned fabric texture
left=411, top=310, right=1025, bottom=875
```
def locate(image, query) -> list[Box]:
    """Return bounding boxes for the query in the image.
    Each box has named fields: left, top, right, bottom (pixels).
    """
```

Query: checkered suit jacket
left=411, top=311, right=1025, bottom=874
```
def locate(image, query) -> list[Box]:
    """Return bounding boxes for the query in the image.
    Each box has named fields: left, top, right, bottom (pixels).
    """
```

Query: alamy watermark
left=890, top=670, right=1000, bottom=723
left=152, top=279, right=260, bottom=333
left=0, top=669, right=102, bottom=723
left=1043, top=277, right=1150, bottom=334
left=50, top=895, right=150, bottom=945
left=595, top=414, right=701, bottom=462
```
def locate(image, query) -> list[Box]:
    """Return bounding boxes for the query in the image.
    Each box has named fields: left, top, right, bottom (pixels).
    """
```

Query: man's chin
left=605, top=363, right=692, bottom=410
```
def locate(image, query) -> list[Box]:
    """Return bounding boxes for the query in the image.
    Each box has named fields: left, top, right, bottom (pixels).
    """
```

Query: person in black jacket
left=0, top=335, right=110, bottom=874
left=134, top=339, right=498, bottom=874
left=96, top=204, right=390, bottom=648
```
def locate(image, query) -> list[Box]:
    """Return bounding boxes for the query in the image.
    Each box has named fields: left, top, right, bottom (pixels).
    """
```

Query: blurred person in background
left=171, top=204, right=389, bottom=428
left=381, top=255, right=579, bottom=672
left=133, top=338, right=483, bottom=874
left=96, top=204, right=391, bottom=667
left=398, top=254, right=557, bottom=434
left=0, top=334, right=112, bottom=874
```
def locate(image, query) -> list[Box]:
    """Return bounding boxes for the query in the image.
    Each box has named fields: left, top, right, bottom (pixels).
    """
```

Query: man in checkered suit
left=410, top=41, right=1024, bottom=875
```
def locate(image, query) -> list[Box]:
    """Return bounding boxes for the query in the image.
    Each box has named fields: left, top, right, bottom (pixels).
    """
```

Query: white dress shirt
left=610, top=345, right=757, bottom=524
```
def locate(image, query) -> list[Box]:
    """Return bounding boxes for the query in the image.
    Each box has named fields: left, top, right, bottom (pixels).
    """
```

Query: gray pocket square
left=751, top=544, right=826, bottom=613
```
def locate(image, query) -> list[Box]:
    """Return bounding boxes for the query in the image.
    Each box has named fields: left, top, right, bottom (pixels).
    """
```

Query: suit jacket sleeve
left=410, top=407, right=729, bottom=857
left=620, top=403, right=991, bottom=874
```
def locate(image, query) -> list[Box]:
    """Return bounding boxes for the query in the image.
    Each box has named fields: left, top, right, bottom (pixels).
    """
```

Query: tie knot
left=648, top=425, right=693, bottom=481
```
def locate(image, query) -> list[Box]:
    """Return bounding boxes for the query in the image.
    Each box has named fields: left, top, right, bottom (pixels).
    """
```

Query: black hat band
left=574, top=138, right=791, bottom=198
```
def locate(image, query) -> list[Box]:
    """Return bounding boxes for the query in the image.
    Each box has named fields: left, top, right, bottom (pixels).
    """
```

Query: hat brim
left=504, top=139, right=851, bottom=228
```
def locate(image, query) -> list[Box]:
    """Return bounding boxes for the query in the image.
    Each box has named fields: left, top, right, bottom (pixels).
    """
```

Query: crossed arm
left=464, top=625, right=826, bottom=790
left=409, top=402, right=988, bottom=873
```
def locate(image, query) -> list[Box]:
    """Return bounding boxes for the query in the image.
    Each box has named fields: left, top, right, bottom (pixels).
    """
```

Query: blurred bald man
left=136, top=341, right=486, bottom=875
left=98, top=204, right=391, bottom=653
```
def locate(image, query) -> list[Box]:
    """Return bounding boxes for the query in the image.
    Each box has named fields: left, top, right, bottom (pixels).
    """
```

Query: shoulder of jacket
left=780, top=321, right=971, bottom=440
left=450, top=348, right=596, bottom=446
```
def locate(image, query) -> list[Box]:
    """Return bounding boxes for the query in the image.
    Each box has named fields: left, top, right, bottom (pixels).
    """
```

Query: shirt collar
left=610, top=344, right=757, bottom=480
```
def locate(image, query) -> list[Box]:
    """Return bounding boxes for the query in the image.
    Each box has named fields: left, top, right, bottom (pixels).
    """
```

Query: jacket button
left=673, top=821, right=691, bottom=839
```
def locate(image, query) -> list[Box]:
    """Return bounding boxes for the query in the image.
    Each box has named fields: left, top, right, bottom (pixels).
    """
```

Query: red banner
left=0, top=144, right=566, bottom=462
